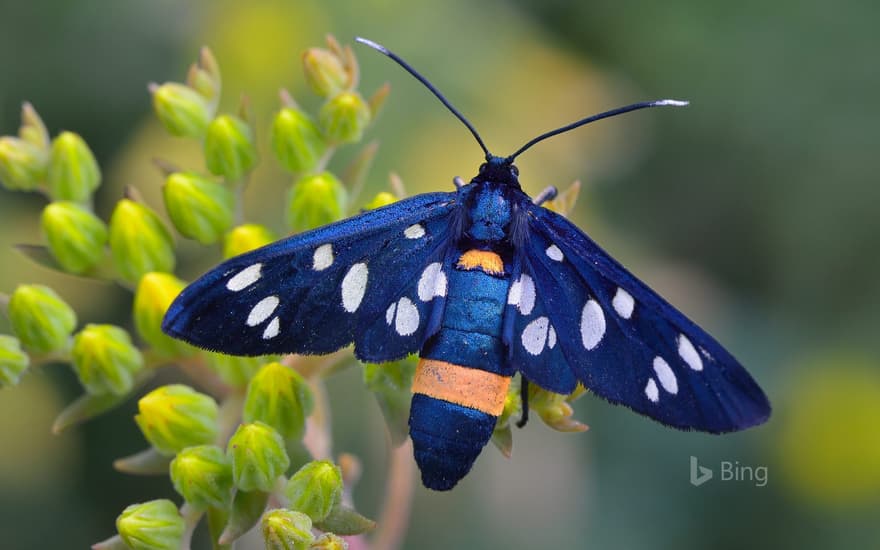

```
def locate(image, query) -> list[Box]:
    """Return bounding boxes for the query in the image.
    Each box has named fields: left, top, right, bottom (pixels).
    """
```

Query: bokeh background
left=1, top=0, right=879, bottom=548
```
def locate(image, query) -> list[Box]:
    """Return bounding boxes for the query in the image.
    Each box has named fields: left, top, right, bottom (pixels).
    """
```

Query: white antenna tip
left=354, top=37, right=388, bottom=54
left=655, top=99, right=690, bottom=107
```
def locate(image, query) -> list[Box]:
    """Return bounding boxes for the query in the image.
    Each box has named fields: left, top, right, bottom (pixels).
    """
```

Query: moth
left=163, top=38, right=771, bottom=491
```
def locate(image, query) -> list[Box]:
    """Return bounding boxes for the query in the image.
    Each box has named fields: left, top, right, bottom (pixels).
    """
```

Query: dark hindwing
left=163, top=192, right=459, bottom=361
left=506, top=204, right=770, bottom=433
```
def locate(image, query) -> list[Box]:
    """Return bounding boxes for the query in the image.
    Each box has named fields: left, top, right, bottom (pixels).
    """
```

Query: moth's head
left=473, top=155, right=520, bottom=188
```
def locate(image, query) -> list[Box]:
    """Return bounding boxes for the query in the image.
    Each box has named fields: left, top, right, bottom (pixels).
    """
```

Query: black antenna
left=355, top=37, right=491, bottom=159
left=506, top=99, right=689, bottom=162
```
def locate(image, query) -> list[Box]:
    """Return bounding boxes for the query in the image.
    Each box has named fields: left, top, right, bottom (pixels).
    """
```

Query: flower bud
left=46, top=131, right=101, bottom=202
left=363, top=191, right=397, bottom=211
left=151, top=82, right=211, bottom=138
left=109, top=198, right=175, bottom=284
left=319, top=92, right=371, bottom=144
left=163, top=172, right=234, bottom=244
left=0, top=335, right=29, bottom=387
left=135, top=384, right=219, bottom=456
left=8, top=284, right=77, bottom=353
left=204, top=114, right=257, bottom=180
left=243, top=362, right=313, bottom=441
left=311, top=533, right=348, bottom=550
left=261, top=509, right=314, bottom=550
left=283, top=460, right=342, bottom=522
left=169, top=445, right=233, bottom=509
left=116, top=499, right=184, bottom=550
left=286, top=172, right=346, bottom=233
left=303, top=47, right=350, bottom=98
left=227, top=421, right=290, bottom=492
left=40, top=201, right=108, bottom=274
left=71, top=324, right=143, bottom=396
left=271, top=107, right=327, bottom=173
left=223, top=224, right=276, bottom=259
left=133, top=272, right=191, bottom=356
left=0, top=136, right=47, bottom=191
left=530, top=387, right=588, bottom=433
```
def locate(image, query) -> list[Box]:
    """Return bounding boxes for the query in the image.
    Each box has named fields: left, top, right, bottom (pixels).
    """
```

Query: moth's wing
left=163, top=192, right=460, bottom=361
left=508, top=204, right=770, bottom=433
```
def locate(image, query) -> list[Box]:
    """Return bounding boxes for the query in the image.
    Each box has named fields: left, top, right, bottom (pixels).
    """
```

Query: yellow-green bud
left=169, top=445, right=233, bottom=509
left=46, top=131, right=101, bottom=202
left=271, top=107, right=327, bottom=174
left=116, top=499, right=185, bottom=550
left=530, top=387, right=588, bottom=433
left=133, top=272, right=191, bottom=356
left=286, top=172, right=346, bottom=233
left=261, top=509, right=314, bottom=550
left=109, top=199, right=175, bottom=284
left=135, top=384, right=219, bottom=456
left=243, top=362, right=314, bottom=441
left=223, top=224, right=276, bottom=259
left=151, top=82, right=211, bottom=138
left=71, top=324, right=143, bottom=396
left=40, top=201, right=108, bottom=274
left=283, top=460, right=342, bottom=522
left=227, top=421, right=290, bottom=492
left=8, top=284, right=77, bottom=353
left=363, top=191, right=397, bottom=210
left=0, top=335, right=29, bottom=387
left=303, top=47, right=350, bottom=98
left=163, top=172, right=234, bottom=244
left=319, top=91, right=371, bottom=144
left=311, top=533, right=348, bottom=550
left=204, top=114, right=257, bottom=180
left=0, top=136, right=47, bottom=191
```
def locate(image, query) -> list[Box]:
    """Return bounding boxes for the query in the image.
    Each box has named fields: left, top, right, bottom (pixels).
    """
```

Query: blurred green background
left=1, top=0, right=879, bottom=548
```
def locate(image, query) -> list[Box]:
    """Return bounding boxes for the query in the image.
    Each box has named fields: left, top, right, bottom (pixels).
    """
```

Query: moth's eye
left=479, top=163, right=488, bottom=171
left=510, top=166, right=519, bottom=176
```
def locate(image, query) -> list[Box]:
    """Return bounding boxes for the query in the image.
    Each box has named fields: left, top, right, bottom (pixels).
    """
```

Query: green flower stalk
left=223, top=224, right=276, bottom=259
left=271, top=106, right=327, bottom=173
left=7, top=284, right=77, bottom=353
left=319, top=91, right=371, bottom=144
left=135, top=384, right=219, bottom=456
left=261, top=509, right=314, bottom=550
left=363, top=191, right=397, bottom=210
left=227, top=421, right=290, bottom=492
left=0, top=136, right=47, bottom=192
left=206, top=352, right=266, bottom=387
left=303, top=45, right=350, bottom=98
left=133, top=272, right=190, bottom=356
left=204, top=114, right=257, bottom=180
left=46, top=131, right=101, bottom=202
left=169, top=445, right=233, bottom=509
left=243, top=362, right=314, bottom=441
left=163, top=171, right=235, bottom=244
left=116, top=499, right=185, bottom=550
left=71, top=324, right=143, bottom=396
left=151, top=82, right=212, bottom=138
left=311, top=533, right=348, bottom=550
left=40, top=201, right=108, bottom=274
left=0, top=335, right=29, bottom=387
left=283, top=460, right=343, bottom=522
left=286, top=171, right=346, bottom=233
left=109, top=198, right=176, bottom=284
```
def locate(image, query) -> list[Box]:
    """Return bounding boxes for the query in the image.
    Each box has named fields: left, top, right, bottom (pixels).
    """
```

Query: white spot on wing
left=394, top=297, right=419, bottom=336
left=653, top=356, right=678, bottom=394
left=404, top=224, right=425, bottom=239
left=546, top=244, right=564, bottom=261
left=507, top=277, right=522, bottom=305
left=645, top=378, right=659, bottom=402
left=312, top=244, right=334, bottom=271
left=247, top=295, right=279, bottom=327
left=341, top=263, right=368, bottom=313
left=580, top=299, right=605, bottom=350
left=521, top=316, right=550, bottom=355
left=385, top=302, right=396, bottom=325
left=612, top=287, right=635, bottom=319
left=227, top=263, right=262, bottom=291
left=518, top=275, right=536, bottom=315
left=547, top=324, right=557, bottom=349
left=262, top=317, right=280, bottom=339
left=417, top=262, right=446, bottom=301
left=678, top=334, right=703, bottom=371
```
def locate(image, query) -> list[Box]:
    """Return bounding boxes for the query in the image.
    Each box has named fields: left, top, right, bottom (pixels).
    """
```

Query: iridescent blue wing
left=506, top=204, right=770, bottom=433
left=163, top=192, right=460, bottom=362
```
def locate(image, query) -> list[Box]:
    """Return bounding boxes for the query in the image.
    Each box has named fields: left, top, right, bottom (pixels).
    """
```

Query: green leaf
left=314, top=504, right=375, bottom=536
left=113, top=447, right=173, bottom=476
left=218, top=489, right=269, bottom=545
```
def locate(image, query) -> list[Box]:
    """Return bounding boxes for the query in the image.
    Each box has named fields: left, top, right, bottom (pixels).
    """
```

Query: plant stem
left=371, top=439, right=416, bottom=550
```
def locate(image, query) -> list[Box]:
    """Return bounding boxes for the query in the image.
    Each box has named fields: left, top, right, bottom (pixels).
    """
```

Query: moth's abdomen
left=409, top=250, right=512, bottom=490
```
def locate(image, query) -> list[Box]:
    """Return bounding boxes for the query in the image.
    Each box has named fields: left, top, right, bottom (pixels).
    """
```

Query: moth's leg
left=532, top=186, right=558, bottom=206
left=516, top=376, right=530, bottom=428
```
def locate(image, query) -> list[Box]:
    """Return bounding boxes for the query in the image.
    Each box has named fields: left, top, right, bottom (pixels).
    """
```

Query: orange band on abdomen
left=456, top=249, right=505, bottom=276
left=412, top=358, right=511, bottom=416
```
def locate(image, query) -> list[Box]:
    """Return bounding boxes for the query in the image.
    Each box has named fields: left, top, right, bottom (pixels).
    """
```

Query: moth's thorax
left=464, top=182, right=514, bottom=243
